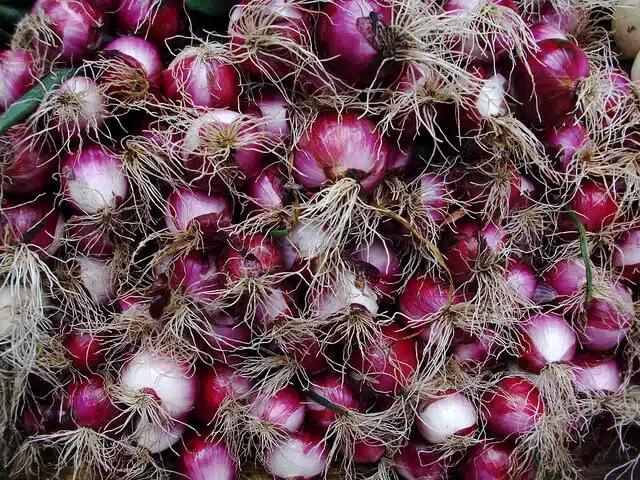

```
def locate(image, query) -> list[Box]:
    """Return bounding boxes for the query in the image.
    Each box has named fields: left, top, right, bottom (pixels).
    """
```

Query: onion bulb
left=264, top=430, right=328, bottom=480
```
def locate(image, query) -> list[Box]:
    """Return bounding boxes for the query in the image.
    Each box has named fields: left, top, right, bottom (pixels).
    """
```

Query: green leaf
left=567, top=210, right=593, bottom=305
left=0, top=5, right=28, bottom=26
left=268, top=229, right=291, bottom=238
left=0, top=68, right=75, bottom=136
left=185, top=0, right=238, bottom=17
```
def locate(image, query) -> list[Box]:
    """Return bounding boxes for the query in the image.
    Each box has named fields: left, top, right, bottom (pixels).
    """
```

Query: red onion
left=452, top=329, right=499, bottom=371
left=306, top=373, right=365, bottom=430
left=443, top=0, right=522, bottom=63
left=163, top=43, right=240, bottom=109
left=264, top=430, right=328, bottom=480
left=60, top=145, right=129, bottom=215
left=281, top=219, right=331, bottom=269
left=285, top=336, right=330, bottom=376
left=169, top=249, right=221, bottom=306
left=67, top=222, right=115, bottom=258
left=229, top=0, right=313, bottom=80
left=594, top=69, right=635, bottom=127
left=539, top=120, right=586, bottom=172
left=165, top=187, right=233, bottom=242
left=541, top=257, right=587, bottom=301
left=482, top=377, right=544, bottom=439
left=570, top=179, right=619, bottom=232
left=182, top=110, right=267, bottom=191
left=312, top=270, right=379, bottom=321
left=349, top=440, right=385, bottom=464
left=204, top=315, right=252, bottom=364
left=255, top=285, right=295, bottom=331
left=65, top=375, right=119, bottom=430
left=249, top=386, right=306, bottom=432
left=27, top=0, right=107, bottom=64
left=120, top=349, right=197, bottom=419
left=576, top=283, right=634, bottom=352
left=195, top=365, right=253, bottom=424
left=64, top=330, right=105, bottom=372
left=441, top=219, right=507, bottom=284
left=76, top=256, right=117, bottom=305
left=133, top=416, right=186, bottom=454
left=394, top=441, right=450, bottom=480
left=417, top=390, right=478, bottom=443
left=571, top=353, right=622, bottom=394
left=351, top=240, right=402, bottom=298
left=613, top=227, right=640, bottom=284
left=293, top=113, right=389, bottom=192
left=504, top=258, right=537, bottom=302
left=517, top=312, right=577, bottom=374
left=531, top=2, right=584, bottom=35
left=349, top=324, right=418, bottom=395
left=461, top=440, right=536, bottom=480
left=0, top=132, right=56, bottom=195
left=529, top=22, right=568, bottom=42
left=218, top=233, right=284, bottom=281
left=22, top=397, right=62, bottom=434
left=459, top=67, right=508, bottom=133
left=419, top=173, right=452, bottom=224
left=87, top=0, right=118, bottom=10
left=316, top=0, right=392, bottom=86
left=117, top=0, right=184, bottom=45
left=512, top=38, right=590, bottom=127
left=98, top=36, right=163, bottom=103
left=247, top=164, right=288, bottom=211
left=177, top=431, right=237, bottom=480
left=247, top=87, right=291, bottom=143
left=0, top=50, right=37, bottom=113
left=1, top=197, right=64, bottom=255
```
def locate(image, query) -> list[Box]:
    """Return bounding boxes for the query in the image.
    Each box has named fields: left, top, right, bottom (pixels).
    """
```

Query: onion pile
left=1, top=1, right=640, bottom=480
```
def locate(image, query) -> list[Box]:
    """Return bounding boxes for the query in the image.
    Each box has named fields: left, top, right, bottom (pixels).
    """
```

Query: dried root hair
left=111, top=381, right=177, bottom=433
left=506, top=201, right=560, bottom=257
left=357, top=453, right=398, bottom=480
left=11, top=12, right=61, bottom=71
left=238, top=351, right=306, bottom=395
left=208, top=396, right=253, bottom=462
left=8, top=439, right=45, bottom=479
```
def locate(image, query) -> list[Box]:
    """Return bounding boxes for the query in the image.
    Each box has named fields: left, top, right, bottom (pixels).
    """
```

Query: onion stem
left=185, top=0, right=237, bottom=17
left=304, top=388, right=348, bottom=416
left=567, top=210, right=593, bottom=305
left=0, top=68, right=77, bottom=136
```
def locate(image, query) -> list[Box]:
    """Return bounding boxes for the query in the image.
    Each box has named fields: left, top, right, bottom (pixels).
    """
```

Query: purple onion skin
left=177, top=431, right=237, bottom=480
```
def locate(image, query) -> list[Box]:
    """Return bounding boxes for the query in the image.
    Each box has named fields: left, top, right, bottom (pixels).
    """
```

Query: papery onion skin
left=398, top=274, right=450, bottom=327
left=248, top=87, right=291, bottom=142
left=504, top=258, right=537, bottom=302
left=293, top=112, right=389, bottom=192
left=613, top=0, right=640, bottom=59
left=117, top=0, right=184, bottom=45
left=1, top=197, right=64, bottom=255
left=532, top=2, right=584, bottom=35
left=452, top=330, right=499, bottom=372
left=120, top=349, right=197, bottom=419
left=351, top=240, right=402, bottom=298
left=461, top=440, right=536, bottom=480
left=163, top=46, right=240, bottom=109
left=65, top=375, right=119, bottom=430
left=0, top=50, right=37, bottom=113
left=349, top=324, right=418, bottom=395
left=517, top=312, right=577, bottom=374
left=34, top=0, right=107, bottom=64
left=264, top=429, right=328, bottom=480
left=613, top=227, right=640, bottom=284
left=306, top=372, right=365, bottom=429
left=459, top=67, right=508, bottom=133
left=482, top=377, right=544, bottom=440
left=571, top=179, right=619, bottom=232
left=286, top=336, right=330, bottom=376
left=177, top=431, right=237, bottom=480
left=316, top=0, right=392, bottom=87
left=512, top=38, right=590, bottom=127
left=572, top=353, right=622, bottom=394
left=64, top=330, right=105, bottom=372
left=60, top=145, right=130, bottom=215
left=218, top=233, right=284, bottom=281
left=195, top=365, right=253, bottom=424
left=249, top=386, right=306, bottom=432
left=416, top=390, right=478, bottom=444
left=530, top=22, right=568, bottom=42
left=394, top=441, right=450, bottom=480
left=169, top=249, right=221, bottom=305
left=103, top=36, right=163, bottom=80
left=165, top=187, right=233, bottom=241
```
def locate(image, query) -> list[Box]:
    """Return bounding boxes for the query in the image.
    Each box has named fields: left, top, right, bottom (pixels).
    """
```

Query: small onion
left=572, top=353, right=623, bottom=394
left=120, top=349, right=197, bottom=419
left=60, top=145, right=130, bottom=215
left=247, top=87, right=291, bottom=142
left=165, top=187, right=233, bottom=241
left=204, top=315, right=252, bottom=364
left=293, top=113, right=389, bottom=192
left=0, top=50, right=37, bottom=113
left=163, top=44, right=240, bottom=109
left=249, top=386, right=306, bottom=432
left=504, top=258, right=537, bottom=302
left=416, top=390, right=478, bottom=444
left=76, top=256, right=117, bottom=305
left=218, top=233, right=284, bottom=282
left=482, top=377, right=544, bottom=439
left=461, top=440, right=536, bottom=480
left=64, top=330, right=105, bottom=372
left=452, top=329, right=499, bottom=372
left=177, top=432, right=237, bottom=480
left=65, top=374, right=119, bottom=430
left=306, top=372, right=365, bottom=430
left=133, top=416, right=186, bottom=454
left=195, top=365, right=253, bottom=424
left=532, top=2, right=584, bottom=35
left=570, top=179, right=619, bottom=232
left=21, top=397, right=62, bottom=434
left=394, top=441, right=450, bottom=480
left=349, top=441, right=385, bottom=465
left=512, top=38, right=590, bottom=127
left=459, top=68, right=508, bottom=133
left=255, top=286, right=295, bottom=331
left=349, top=324, right=418, bottom=395
left=67, top=222, right=116, bottom=259
left=264, top=430, right=328, bottom=480
left=247, top=164, right=288, bottom=211
left=517, top=312, right=577, bottom=374
left=541, top=257, right=587, bottom=301
left=613, top=227, right=640, bottom=284
left=351, top=240, right=402, bottom=298
left=169, top=249, right=221, bottom=306
left=117, top=0, right=184, bottom=45
left=539, top=119, right=587, bottom=172
left=312, top=270, right=379, bottom=320
left=0, top=131, right=56, bottom=195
